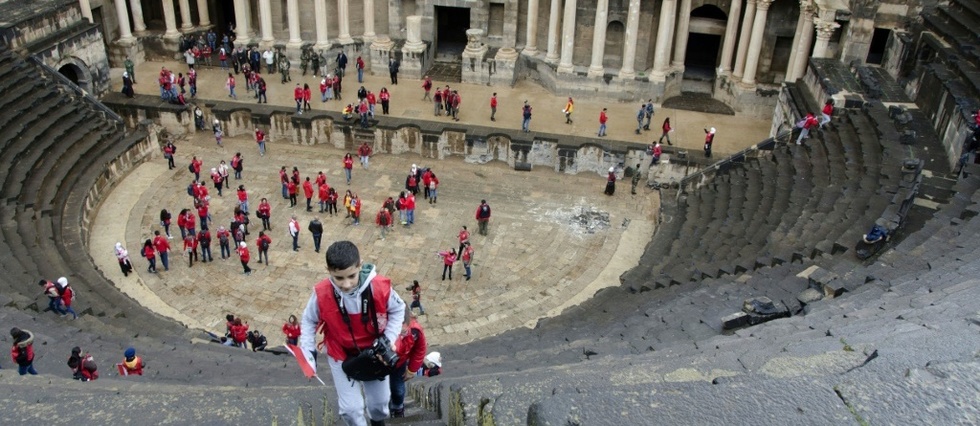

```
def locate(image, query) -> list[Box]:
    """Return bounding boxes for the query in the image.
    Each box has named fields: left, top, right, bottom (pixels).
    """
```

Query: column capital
left=813, top=19, right=840, bottom=39
left=799, top=0, right=814, bottom=13
left=756, top=0, right=774, bottom=11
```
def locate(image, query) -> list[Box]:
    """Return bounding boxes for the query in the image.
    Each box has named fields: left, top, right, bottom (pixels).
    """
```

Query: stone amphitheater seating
left=922, top=0, right=980, bottom=111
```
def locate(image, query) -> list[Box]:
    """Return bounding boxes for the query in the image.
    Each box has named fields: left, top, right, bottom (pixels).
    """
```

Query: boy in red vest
left=299, top=241, right=406, bottom=426
left=388, top=310, right=427, bottom=418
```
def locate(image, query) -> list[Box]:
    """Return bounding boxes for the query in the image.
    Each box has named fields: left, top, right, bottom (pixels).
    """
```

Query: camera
left=368, top=336, right=399, bottom=367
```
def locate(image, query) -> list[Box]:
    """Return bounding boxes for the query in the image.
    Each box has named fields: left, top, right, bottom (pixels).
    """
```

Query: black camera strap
left=332, top=283, right=381, bottom=354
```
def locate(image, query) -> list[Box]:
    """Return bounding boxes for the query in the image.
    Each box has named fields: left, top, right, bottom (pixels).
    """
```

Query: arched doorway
left=684, top=5, right=727, bottom=81
left=603, top=21, right=625, bottom=69
left=58, top=62, right=91, bottom=94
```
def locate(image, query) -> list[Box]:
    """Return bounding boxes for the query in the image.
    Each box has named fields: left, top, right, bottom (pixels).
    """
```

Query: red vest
left=313, top=276, right=392, bottom=361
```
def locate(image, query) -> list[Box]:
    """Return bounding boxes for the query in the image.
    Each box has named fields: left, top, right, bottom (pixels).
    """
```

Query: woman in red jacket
left=257, top=197, right=272, bottom=231
left=659, top=117, right=673, bottom=145
left=237, top=241, right=251, bottom=275
left=303, top=83, right=312, bottom=111
left=389, top=311, right=427, bottom=418
left=229, top=318, right=249, bottom=348
left=282, top=315, right=301, bottom=346
left=343, top=153, right=354, bottom=184
left=302, top=177, right=314, bottom=212
left=438, top=248, right=457, bottom=281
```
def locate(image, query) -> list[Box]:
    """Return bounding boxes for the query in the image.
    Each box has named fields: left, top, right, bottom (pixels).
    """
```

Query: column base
left=338, top=36, right=355, bottom=45
left=544, top=54, right=559, bottom=65
left=314, top=41, right=332, bottom=50
left=287, top=40, right=303, bottom=49
left=556, top=63, right=574, bottom=74
left=181, top=25, right=194, bottom=32
left=737, top=80, right=757, bottom=90
left=649, top=69, right=668, bottom=82
left=587, top=65, right=605, bottom=78
left=163, top=31, right=181, bottom=41
left=362, top=34, right=376, bottom=44
left=618, top=69, right=636, bottom=80
left=522, top=48, right=539, bottom=57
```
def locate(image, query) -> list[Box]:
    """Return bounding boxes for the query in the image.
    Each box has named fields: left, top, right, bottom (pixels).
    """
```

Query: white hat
left=239, top=241, right=247, bottom=248
left=709, top=127, right=716, bottom=134
left=213, top=119, right=219, bottom=124
left=424, top=352, right=442, bottom=367
left=211, top=168, right=217, bottom=173
left=57, top=277, right=68, bottom=286
left=609, top=167, right=615, bottom=173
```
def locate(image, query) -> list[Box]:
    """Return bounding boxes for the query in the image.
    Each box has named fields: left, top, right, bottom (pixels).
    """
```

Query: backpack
left=219, top=231, right=229, bottom=244
left=188, top=163, right=195, bottom=173
left=480, top=205, right=490, bottom=217
left=259, top=238, right=270, bottom=251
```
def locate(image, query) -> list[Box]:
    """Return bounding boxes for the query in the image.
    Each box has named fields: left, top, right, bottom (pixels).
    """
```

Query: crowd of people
left=6, top=324, right=146, bottom=379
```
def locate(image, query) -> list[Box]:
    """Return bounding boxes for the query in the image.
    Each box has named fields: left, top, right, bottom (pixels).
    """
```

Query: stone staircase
left=920, top=0, right=980, bottom=118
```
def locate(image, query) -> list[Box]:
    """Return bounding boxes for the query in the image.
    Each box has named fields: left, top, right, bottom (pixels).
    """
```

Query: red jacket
left=255, top=129, right=265, bottom=143
left=177, top=214, right=187, bottom=229
left=822, top=103, right=834, bottom=116
left=343, top=157, right=354, bottom=170
left=315, top=173, right=326, bottom=187
left=663, top=121, right=671, bottom=133
left=599, top=111, right=608, bottom=124
left=153, top=236, right=170, bottom=253
left=238, top=246, right=250, bottom=262
left=184, top=213, right=196, bottom=229
left=440, top=251, right=456, bottom=265
left=358, top=144, right=372, bottom=157
left=458, top=229, right=469, bottom=244
left=461, top=245, right=474, bottom=263
left=303, top=87, right=312, bottom=102
left=62, top=285, right=74, bottom=307
left=257, top=234, right=272, bottom=251
left=376, top=209, right=392, bottom=226
left=294, top=86, right=303, bottom=101
left=406, top=194, right=416, bottom=210
left=191, top=159, right=202, bottom=173
left=302, top=180, right=314, bottom=198
left=476, top=203, right=491, bottom=221
left=197, top=230, right=211, bottom=246
left=490, top=96, right=497, bottom=108
left=11, top=341, right=34, bottom=366
left=142, top=245, right=155, bottom=259
left=367, top=93, right=376, bottom=105
left=257, top=201, right=271, bottom=218
left=183, top=235, right=198, bottom=251
left=230, top=323, right=249, bottom=343
left=394, top=319, right=427, bottom=372
left=313, top=276, right=393, bottom=360
left=283, top=323, right=301, bottom=340
left=318, top=184, right=330, bottom=201
left=237, top=188, right=248, bottom=202
left=287, top=181, right=297, bottom=195
left=320, top=81, right=328, bottom=94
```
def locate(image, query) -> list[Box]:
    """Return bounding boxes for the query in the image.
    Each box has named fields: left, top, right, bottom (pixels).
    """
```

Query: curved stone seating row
left=0, top=47, right=188, bottom=336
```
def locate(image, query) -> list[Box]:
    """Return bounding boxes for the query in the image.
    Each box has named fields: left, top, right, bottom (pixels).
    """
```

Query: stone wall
left=102, top=94, right=709, bottom=178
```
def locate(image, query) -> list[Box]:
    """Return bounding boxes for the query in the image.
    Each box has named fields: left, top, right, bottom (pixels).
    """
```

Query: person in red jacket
left=376, top=206, right=392, bottom=239
left=190, top=156, right=203, bottom=181
left=142, top=239, right=157, bottom=273
left=318, top=182, right=330, bottom=213
left=475, top=199, right=491, bottom=236
left=282, top=314, right=301, bottom=345
left=229, top=318, right=249, bottom=348
left=367, top=90, right=377, bottom=117
left=67, top=346, right=98, bottom=381
left=458, top=226, right=470, bottom=257
left=120, top=347, right=145, bottom=376
left=257, top=197, right=272, bottom=231
left=388, top=310, right=428, bottom=418
left=405, top=192, right=416, bottom=226
left=237, top=241, right=251, bottom=275
left=237, top=185, right=249, bottom=215
left=303, top=177, right=314, bottom=212
left=256, top=231, right=272, bottom=265
left=326, top=187, right=339, bottom=216
left=184, top=210, right=197, bottom=236
left=216, top=226, right=231, bottom=259
left=460, top=242, right=474, bottom=280
left=489, top=92, right=497, bottom=122
left=153, top=230, right=170, bottom=271
left=315, top=171, right=327, bottom=187
left=293, top=83, right=303, bottom=114
left=796, top=113, right=818, bottom=145
left=379, top=87, right=391, bottom=115
left=421, top=169, right=432, bottom=200
left=197, top=228, right=213, bottom=262
left=176, top=208, right=188, bottom=240
left=598, top=108, right=608, bottom=137
left=210, top=167, right=224, bottom=196
left=605, top=167, right=617, bottom=196
left=357, top=142, right=373, bottom=169
left=820, top=100, right=834, bottom=129
left=183, top=232, right=199, bottom=267
left=659, top=117, right=673, bottom=145
left=255, top=128, right=266, bottom=156
left=303, top=83, right=312, bottom=111
left=287, top=179, right=298, bottom=208
left=438, top=248, right=457, bottom=281
left=10, top=327, right=37, bottom=375
left=298, top=241, right=406, bottom=425
left=197, top=203, right=210, bottom=231
left=426, top=171, right=440, bottom=204
left=343, top=153, right=354, bottom=184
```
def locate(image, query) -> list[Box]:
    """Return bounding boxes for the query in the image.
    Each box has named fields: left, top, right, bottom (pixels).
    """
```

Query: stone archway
left=603, top=20, right=625, bottom=69
left=57, top=60, right=92, bottom=94
left=684, top=5, right=727, bottom=81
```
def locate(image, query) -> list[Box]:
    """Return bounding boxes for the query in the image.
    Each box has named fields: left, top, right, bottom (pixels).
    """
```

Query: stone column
left=523, top=0, right=540, bottom=55
left=587, top=0, right=609, bottom=77
left=128, top=0, right=146, bottom=31
left=259, top=0, right=274, bottom=44
left=115, top=0, right=134, bottom=40
left=557, top=0, right=577, bottom=74
left=79, top=0, right=93, bottom=23
left=740, top=0, right=772, bottom=85
left=618, top=0, right=641, bottom=79
left=652, top=0, right=677, bottom=79
left=337, top=0, right=354, bottom=44
left=363, top=0, right=376, bottom=42
left=785, top=1, right=811, bottom=82
left=314, top=0, right=329, bottom=48
left=732, top=0, right=756, bottom=79
left=789, top=4, right=815, bottom=81
left=179, top=0, right=194, bottom=31
left=671, top=0, right=692, bottom=69
left=812, top=19, right=840, bottom=58
left=286, top=0, right=301, bottom=47
left=196, top=0, right=210, bottom=26
left=401, top=16, right=428, bottom=80
left=233, top=0, right=251, bottom=44
left=545, top=0, right=561, bottom=63
left=718, top=0, right=741, bottom=73
left=162, top=0, right=179, bottom=38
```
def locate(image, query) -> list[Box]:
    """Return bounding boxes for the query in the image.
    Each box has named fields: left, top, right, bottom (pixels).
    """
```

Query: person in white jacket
left=300, top=241, right=405, bottom=426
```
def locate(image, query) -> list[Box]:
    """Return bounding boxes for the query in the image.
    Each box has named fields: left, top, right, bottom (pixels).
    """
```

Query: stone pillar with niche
left=369, top=36, right=395, bottom=76
left=491, top=47, right=520, bottom=87
left=461, top=29, right=489, bottom=85
left=400, top=16, right=429, bottom=80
